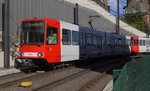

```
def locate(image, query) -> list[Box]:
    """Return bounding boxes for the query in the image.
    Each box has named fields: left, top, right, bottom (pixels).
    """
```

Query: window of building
left=62, top=29, right=71, bottom=45
left=72, top=31, right=79, bottom=45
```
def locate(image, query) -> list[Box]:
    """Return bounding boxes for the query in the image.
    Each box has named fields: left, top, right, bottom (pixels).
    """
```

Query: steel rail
left=32, top=68, right=91, bottom=91
left=79, top=57, right=128, bottom=91
left=0, top=66, right=75, bottom=88
left=32, top=57, right=129, bottom=91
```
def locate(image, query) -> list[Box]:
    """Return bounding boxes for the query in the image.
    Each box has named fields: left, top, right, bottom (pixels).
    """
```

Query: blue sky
left=108, top=0, right=127, bottom=17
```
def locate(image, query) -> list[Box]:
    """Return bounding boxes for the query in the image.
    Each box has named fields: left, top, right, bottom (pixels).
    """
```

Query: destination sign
left=22, top=21, right=44, bottom=28
left=24, top=23, right=42, bottom=27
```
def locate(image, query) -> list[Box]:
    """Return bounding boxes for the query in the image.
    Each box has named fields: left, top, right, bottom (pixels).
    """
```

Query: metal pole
left=4, top=0, right=10, bottom=68
left=116, top=17, right=118, bottom=34
left=148, top=0, right=150, bottom=37
left=2, top=3, right=5, bottom=51
left=74, top=3, right=78, bottom=25
left=117, top=0, right=120, bottom=34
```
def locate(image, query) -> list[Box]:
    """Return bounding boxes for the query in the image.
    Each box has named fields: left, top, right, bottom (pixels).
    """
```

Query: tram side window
left=62, top=29, right=71, bottom=45
left=107, top=37, right=110, bottom=46
left=118, top=38, right=122, bottom=46
left=122, top=39, right=125, bottom=47
left=143, top=40, right=146, bottom=46
left=46, top=27, right=58, bottom=45
left=98, top=36, right=102, bottom=47
left=147, top=40, right=150, bottom=46
left=93, top=35, right=97, bottom=46
left=128, top=39, right=131, bottom=46
left=115, top=38, right=118, bottom=46
left=139, top=40, right=142, bottom=46
left=111, top=38, right=115, bottom=46
left=79, top=32, right=83, bottom=46
left=87, top=34, right=92, bottom=46
left=72, top=31, right=79, bottom=45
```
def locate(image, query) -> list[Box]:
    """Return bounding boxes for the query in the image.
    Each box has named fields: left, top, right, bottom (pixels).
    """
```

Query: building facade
left=127, top=0, right=149, bottom=13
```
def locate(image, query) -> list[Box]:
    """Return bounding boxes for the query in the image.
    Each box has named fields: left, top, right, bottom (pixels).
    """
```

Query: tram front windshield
left=21, top=21, right=45, bottom=45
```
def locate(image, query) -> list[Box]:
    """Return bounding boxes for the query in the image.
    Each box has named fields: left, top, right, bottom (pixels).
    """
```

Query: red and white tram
left=15, top=18, right=150, bottom=69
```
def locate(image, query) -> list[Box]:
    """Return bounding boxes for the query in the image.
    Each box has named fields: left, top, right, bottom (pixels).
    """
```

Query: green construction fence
left=113, top=56, right=150, bottom=91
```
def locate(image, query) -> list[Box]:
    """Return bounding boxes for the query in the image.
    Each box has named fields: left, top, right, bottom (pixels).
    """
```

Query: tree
left=121, top=12, right=149, bottom=33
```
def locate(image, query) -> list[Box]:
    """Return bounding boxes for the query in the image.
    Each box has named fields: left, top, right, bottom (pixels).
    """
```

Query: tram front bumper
left=15, top=58, right=35, bottom=68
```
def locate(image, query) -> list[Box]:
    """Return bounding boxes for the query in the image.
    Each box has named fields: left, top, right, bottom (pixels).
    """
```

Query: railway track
left=32, top=57, right=129, bottom=91
left=81, top=55, right=143, bottom=91
left=79, top=57, right=128, bottom=91
left=0, top=72, right=38, bottom=88
left=32, top=68, right=91, bottom=91
left=0, top=56, right=131, bottom=91
left=79, top=73, right=109, bottom=91
left=0, top=66, right=75, bottom=89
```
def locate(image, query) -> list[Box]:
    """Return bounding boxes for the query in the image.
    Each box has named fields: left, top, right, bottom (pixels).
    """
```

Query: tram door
left=45, top=22, right=61, bottom=63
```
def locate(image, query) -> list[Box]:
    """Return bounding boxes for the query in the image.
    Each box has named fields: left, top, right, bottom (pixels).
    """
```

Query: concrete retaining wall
left=0, top=0, right=139, bottom=36
left=0, top=52, right=14, bottom=67
left=65, top=0, right=147, bottom=37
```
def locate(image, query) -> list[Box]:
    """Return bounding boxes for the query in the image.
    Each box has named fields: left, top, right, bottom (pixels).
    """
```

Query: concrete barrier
left=0, top=52, right=14, bottom=68
left=103, top=80, right=113, bottom=91
left=64, top=0, right=147, bottom=37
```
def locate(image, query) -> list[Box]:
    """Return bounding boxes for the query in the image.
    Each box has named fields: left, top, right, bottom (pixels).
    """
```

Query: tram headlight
left=37, top=53, right=43, bottom=57
left=20, top=52, right=24, bottom=56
